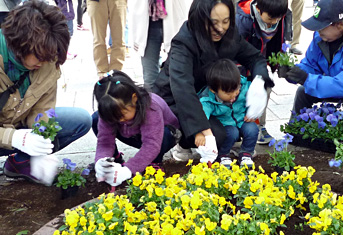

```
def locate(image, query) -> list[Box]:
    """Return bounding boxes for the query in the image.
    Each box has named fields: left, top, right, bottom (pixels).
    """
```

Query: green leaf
left=16, top=230, right=29, bottom=235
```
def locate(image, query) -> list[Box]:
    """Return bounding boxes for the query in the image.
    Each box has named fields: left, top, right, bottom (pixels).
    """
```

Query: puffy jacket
left=198, top=76, right=250, bottom=128
left=299, top=32, right=343, bottom=99
left=153, top=21, right=271, bottom=139
left=0, top=34, right=60, bottom=149
left=236, top=0, right=292, bottom=59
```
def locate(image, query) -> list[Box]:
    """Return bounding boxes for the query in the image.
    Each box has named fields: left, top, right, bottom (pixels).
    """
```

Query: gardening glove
left=104, top=165, right=132, bottom=187
left=196, top=135, right=218, bottom=163
left=246, top=75, right=268, bottom=119
left=95, top=157, right=121, bottom=182
left=285, top=66, right=308, bottom=85
left=30, top=154, right=59, bottom=186
left=12, top=129, right=54, bottom=157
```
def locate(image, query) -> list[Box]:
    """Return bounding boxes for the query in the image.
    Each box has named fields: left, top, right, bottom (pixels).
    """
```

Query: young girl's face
left=215, top=85, right=241, bottom=103
left=119, top=93, right=137, bottom=122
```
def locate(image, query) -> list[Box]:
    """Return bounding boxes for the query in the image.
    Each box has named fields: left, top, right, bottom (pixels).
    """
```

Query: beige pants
left=87, top=0, right=127, bottom=76
left=289, top=0, right=305, bottom=48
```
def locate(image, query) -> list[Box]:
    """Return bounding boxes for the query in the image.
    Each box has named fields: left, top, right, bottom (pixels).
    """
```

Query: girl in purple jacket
left=92, top=70, right=180, bottom=186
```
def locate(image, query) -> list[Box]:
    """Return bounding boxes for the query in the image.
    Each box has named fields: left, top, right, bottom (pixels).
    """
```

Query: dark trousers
left=293, top=86, right=341, bottom=113
left=92, top=111, right=176, bottom=163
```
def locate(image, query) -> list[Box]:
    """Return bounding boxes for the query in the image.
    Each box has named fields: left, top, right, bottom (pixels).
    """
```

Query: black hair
left=206, top=58, right=241, bottom=93
left=93, top=70, right=151, bottom=128
left=256, top=0, right=288, bottom=18
left=188, top=0, right=235, bottom=55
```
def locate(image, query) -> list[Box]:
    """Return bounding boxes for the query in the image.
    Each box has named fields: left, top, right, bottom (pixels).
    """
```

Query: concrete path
left=0, top=0, right=319, bottom=170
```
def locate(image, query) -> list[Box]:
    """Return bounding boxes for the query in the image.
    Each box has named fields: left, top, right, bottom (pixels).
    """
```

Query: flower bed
left=54, top=161, right=343, bottom=235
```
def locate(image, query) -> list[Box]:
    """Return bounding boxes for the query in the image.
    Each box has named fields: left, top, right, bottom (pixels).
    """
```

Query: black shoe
left=289, top=48, right=303, bottom=55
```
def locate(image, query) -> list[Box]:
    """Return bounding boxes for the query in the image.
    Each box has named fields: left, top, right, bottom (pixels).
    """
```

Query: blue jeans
left=0, top=107, right=92, bottom=160
left=67, top=20, right=74, bottom=37
left=141, top=26, right=163, bottom=91
left=219, top=122, right=258, bottom=156
left=92, top=111, right=175, bottom=163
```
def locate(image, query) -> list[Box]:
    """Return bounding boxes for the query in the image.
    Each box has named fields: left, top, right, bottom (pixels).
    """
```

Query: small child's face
left=260, top=12, right=281, bottom=29
left=319, top=23, right=343, bottom=42
left=120, top=105, right=136, bottom=122
left=216, top=85, right=241, bottom=103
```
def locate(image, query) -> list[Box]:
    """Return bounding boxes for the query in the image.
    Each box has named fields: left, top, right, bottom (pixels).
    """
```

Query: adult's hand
left=285, top=66, right=308, bottom=85
left=30, top=154, right=59, bottom=186
left=195, top=132, right=205, bottom=147
left=12, top=129, right=53, bottom=156
left=246, top=75, right=268, bottom=119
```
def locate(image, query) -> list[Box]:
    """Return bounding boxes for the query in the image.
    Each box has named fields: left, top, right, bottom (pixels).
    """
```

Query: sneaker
left=220, top=156, right=233, bottom=169
left=238, top=152, right=254, bottom=167
left=289, top=47, right=303, bottom=55
left=257, top=126, right=273, bottom=145
left=67, top=52, right=77, bottom=60
left=4, top=155, right=41, bottom=184
left=172, top=144, right=192, bottom=161
left=77, top=24, right=89, bottom=31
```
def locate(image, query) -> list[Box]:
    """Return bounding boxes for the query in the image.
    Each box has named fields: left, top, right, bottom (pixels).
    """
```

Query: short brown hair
left=2, top=0, right=70, bottom=68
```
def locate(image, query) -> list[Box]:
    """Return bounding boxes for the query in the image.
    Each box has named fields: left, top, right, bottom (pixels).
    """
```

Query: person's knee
left=76, top=108, right=92, bottom=134
left=91, top=111, right=99, bottom=136
left=244, top=123, right=259, bottom=137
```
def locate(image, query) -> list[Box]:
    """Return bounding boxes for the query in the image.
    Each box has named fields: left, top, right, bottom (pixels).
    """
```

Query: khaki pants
left=289, top=0, right=305, bottom=48
left=87, top=0, right=127, bottom=76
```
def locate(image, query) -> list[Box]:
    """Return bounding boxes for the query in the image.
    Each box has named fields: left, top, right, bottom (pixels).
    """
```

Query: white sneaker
left=238, top=152, right=254, bottom=167
left=172, top=144, right=192, bottom=161
left=220, top=157, right=233, bottom=168
left=257, top=125, right=273, bottom=145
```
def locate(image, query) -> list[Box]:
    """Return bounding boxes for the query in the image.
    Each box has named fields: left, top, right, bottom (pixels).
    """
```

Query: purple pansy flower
left=269, top=138, right=276, bottom=147
left=39, top=126, right=46, bottom=132
left=315, top=115, right=323, bottom=122
left=63, top=158, right=72, bottom=165
left=329, top=159, right=342, bottom=168
left=300, top=113, right=309, bottom=122
left=81, top=168, right=90, bottom=176
left=318, top=121, right=326, bottom=129
left=45, top=108, right=57, bottom=118
left=34, top=123, right=40, bottom=128
left=283, top=133, right=294, bottom=143
left=66, top=162, right=77, bottom=171
left=300, top=127, right=305, bottom=133
left=34, top=113, right=43, bottom=122
left=275, top=140, right=285, bottom=152
left=282, top=43, right=291, bottom=52
left=309, top=112, right=316, bottom=120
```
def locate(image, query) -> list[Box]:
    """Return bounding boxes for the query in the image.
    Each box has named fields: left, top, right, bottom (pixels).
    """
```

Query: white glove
left=196, top=135, right=218, bottom=163
left=246, top=75, right=268, bottom=119
left=12, top=129, right=54, bottom=157
left=30, top=154, right=59, bottom=186
left=104, top=165, right=132, bottom=186
left=95, top=157, right=121, bottom=182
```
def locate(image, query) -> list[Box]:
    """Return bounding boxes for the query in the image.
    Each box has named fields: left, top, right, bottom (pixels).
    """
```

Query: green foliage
left=56, top=158, right=88, bottom=190
left=267, top=134, right=296, bottom=170
left=31, top=109, right=62, bottom=141
left=268, top=51, right=298, bottom=67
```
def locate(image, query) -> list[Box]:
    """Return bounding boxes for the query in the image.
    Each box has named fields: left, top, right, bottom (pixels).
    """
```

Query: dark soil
left=1, top=149, right=343, bottom=235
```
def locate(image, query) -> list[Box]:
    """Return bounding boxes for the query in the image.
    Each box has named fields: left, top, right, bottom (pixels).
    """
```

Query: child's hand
left=195, top=132, right=206, bottom=147
left=244, top=116, right=256, bottom=122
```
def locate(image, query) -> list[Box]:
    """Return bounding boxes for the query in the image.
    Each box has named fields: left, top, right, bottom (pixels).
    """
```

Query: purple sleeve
left=123, top=106, right=165, bottom=174
left=95, top=118, right=116, bottom=163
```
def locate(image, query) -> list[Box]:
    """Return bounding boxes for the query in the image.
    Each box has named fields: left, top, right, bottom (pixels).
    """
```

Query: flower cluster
left=54, top=160, right=340, bottom=235
left=281, top=103, right=343, bottom=141
left=328, top=139, right=343, bottom=168
left=268, top=134, right=296, bottom=171
left=268, top=43, right=298, bottom=67
left=56, top=158, right=90, bottom=190
left=32, top=108, right=62, bottom=141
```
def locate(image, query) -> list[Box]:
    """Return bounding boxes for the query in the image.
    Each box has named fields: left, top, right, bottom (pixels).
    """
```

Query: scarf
left=0, top=30, right=30, bottom=98
left=149, top=0, right=167, bottom=21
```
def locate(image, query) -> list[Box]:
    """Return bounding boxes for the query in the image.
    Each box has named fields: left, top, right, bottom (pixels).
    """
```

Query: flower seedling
left=56, top=158, right=90, bottom=190
left=268, top=43, right=298, bottom=67
left=267, top=133, right=296, bottom=171
left=32, top=108, right=62, bottom=141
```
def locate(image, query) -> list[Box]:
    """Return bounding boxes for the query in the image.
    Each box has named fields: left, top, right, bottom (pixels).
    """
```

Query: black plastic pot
left=275, top=166, right=294, bottom=176
left=61, top=186, right=79, bottom=200
left=277, top=65, right=291, bottom=78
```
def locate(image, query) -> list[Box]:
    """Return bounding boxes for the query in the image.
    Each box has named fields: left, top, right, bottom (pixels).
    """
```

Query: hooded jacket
left=299, top=32, right=343, bottom=99
left=236, top=0, right=292, bottom=59
left=153, top=21, right=272, bottom=139
left=198, top=76, right=250, bottom=128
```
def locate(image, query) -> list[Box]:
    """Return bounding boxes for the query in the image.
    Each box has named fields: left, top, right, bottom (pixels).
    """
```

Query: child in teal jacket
left=198, top=59, right=258, bottom=168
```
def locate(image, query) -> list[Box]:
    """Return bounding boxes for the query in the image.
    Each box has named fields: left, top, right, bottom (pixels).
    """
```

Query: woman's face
left=210, top=3, right=230, bottom=42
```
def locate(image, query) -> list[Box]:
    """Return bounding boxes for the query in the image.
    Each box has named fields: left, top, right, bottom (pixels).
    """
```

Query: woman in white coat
left=129, top=0, right=192, bottom=90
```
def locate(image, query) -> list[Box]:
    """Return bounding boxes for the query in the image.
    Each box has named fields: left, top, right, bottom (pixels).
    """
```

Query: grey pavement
left=0, top=0, right=318, bottom=169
